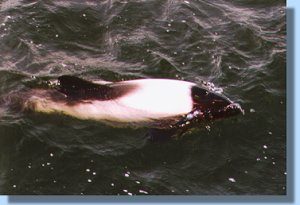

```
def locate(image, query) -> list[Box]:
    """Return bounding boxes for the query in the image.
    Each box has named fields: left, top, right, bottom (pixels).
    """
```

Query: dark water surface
left=0, top=0, right=286, bottom=195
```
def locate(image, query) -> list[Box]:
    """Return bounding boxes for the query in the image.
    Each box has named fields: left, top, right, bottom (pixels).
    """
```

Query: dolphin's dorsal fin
left=57, top=75, right=137, bottom=101
left=58, top=75, right=114, bottom=101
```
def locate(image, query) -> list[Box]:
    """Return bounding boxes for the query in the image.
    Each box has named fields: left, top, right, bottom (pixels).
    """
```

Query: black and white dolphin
left=24, top=76, right=243, bottom=138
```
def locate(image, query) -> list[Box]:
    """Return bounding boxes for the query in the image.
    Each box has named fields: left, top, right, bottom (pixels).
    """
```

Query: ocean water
left=0, top=0, right=286, bottom=195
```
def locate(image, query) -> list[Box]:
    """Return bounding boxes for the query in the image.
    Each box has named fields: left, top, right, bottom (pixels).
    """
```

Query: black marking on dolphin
left=58, top=75, right=137, bottom=101
left=191, top=86, right=242, bottom=120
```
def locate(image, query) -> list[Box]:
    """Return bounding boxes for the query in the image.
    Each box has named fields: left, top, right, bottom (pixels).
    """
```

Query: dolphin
left=22, top=75, right=243, bottom=139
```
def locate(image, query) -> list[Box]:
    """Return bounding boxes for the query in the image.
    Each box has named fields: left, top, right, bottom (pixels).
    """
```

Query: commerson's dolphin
left=22, top=75, right=243, bottom=139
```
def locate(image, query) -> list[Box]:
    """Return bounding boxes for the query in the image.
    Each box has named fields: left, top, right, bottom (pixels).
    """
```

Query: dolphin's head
left=191, top=86, right=243, bottom=120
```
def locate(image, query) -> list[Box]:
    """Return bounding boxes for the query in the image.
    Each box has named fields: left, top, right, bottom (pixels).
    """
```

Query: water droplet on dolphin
left=228, top=177, right=236, bottom=183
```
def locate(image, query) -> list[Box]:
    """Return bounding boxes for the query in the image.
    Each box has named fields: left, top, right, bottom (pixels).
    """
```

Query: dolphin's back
left=25, top=76, right=196, bottom=127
